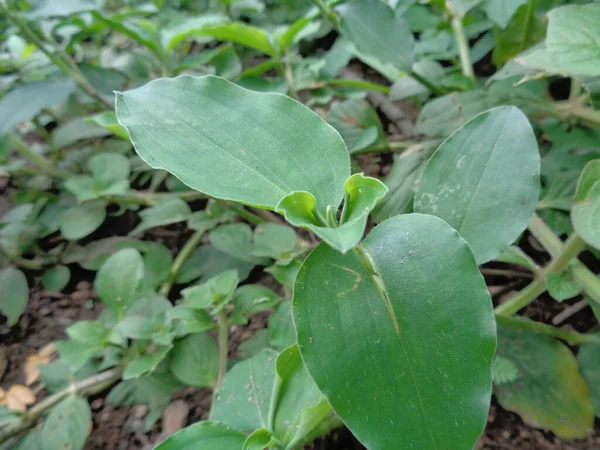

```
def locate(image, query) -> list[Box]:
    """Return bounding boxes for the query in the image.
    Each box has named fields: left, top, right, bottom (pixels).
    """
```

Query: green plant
left=1, top=0, right=600, bottom=449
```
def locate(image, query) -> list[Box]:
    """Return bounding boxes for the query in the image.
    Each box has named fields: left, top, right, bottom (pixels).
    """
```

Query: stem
left=102, top=190, right=206, bottom=206
left=495, top=315, right=600, bottom=346
left=567, top=104, right=600, bottom=127
left=495, top=234, right=587, bottom=315
left=569, top=78, right=582, bottom=101
left=409, top=70, right=444, bottom=96
left=279, top=60, right=298, bottom=100
left=0, top=367, right=122, bottom=443
left=215, top=311, right=229, bottom=388
left=0, top=2, right=112, bottom=110
left=159, top=229, right=206, bottom=296
left=310, top=0, right=340, bottom=27
left=449, top=15, right=475, bottom=82
left=217, top=200, right=266, bottom=225
left=0, top=245, right=44, bottom=270
left=10, top=134, right=69, bottom=179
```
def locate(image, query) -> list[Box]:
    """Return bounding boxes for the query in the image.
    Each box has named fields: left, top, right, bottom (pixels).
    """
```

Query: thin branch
left=159, top=229, right=206, bottom=296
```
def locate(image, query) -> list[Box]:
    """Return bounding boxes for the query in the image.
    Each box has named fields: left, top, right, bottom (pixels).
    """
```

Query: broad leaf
left=196, top=23, right=277, bottom=57
left=545, top=269, right=582, bottom=301
left=40, top=396, right=91, bottom=450
left=415, top=106, right=540, bottom=264
left=124, top=346, right=172, bottom=380
left=95, top=248, right=144, bottom=315
left=176, top=245, right=255, bottom=284
left=252, top=223, right=297, bottom=260
left=210, top=223, right=270, bottom=264
left=483, top=0, right=528, bottom=29
left=116, top=75, right=349, bottom=215
left=578, top=340, right=600, bottom=417
left=495, top=325, right=594, bottom=438
left=448, top=0, right=481, bottom=17
left=572, top=160, right=600, bottom=249
left=59, top=199, right=107, bottom=241
left=130, top=198, right=192, bottom=235
left=86, top=112, right=129, bottom=139
left=0, top=267, right=28, bottom=326
left=212, top=349, right=278, bottom=432
left=243, top=429, right=277, bottom=450
left=42, top=265, right=70, bottom=292
left=153, top=421, right=246, bottom=450
left=327, top=99, right=384, bottom=153
left=337, top=0, right=414, bottom=71
left=169, top=333, right=219, bottom=387
left=294, top=214, right=496, bottom=449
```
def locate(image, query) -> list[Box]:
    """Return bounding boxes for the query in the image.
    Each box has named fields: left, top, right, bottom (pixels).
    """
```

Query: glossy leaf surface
left=415, top=107, right=540, bottom=264
left=294, top=214, right=496, bottom=449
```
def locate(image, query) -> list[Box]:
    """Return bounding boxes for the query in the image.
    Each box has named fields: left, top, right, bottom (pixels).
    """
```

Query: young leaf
left=40, top=396, right=91, bottom=450
left=483, top=0, right=529, bottom=29
left=116, top=75, right=350, bottom=216
left=545, top=269, right=582, bottom=302
left=578, top=340, right=600, bottom=417
left=86, top=112, right=129, bottom=140
left=294, top=214, right=496, bottom=450
left=495, top=325, right=594, bottom=438
left=327, top=99, right=384, bottom=153
left=95, top=248, right=145, bottom=315
left=130, top=198, right=192, bottom=235
left=0, top=268, right=28, bottom=326
left=182, top=270, right=239, bottom=310
left=153, top=421, right=246, bottom=450
left=415, top=106, right=540, bottom=264
left=252, top=223, right=297, bottom=260
left=572, top=160, right=600, bottom=249
left=212, top=349, right=278, bottom=432
left=176, top=245, right=256, bottom=284
left=269, top=301, right=295, bottom=351
left=41, top=265, right=70, bottom=292
left=491, top=356, right=519, bottom=385
left=195, top=23, right=278, bottom=57
left=169, top=333, right=218, bottom=387
left=59, top=200, right=107, bottom=241
left=243, top=429, right=277, bottom=450
left=337, top=0, right=414, bottom=72
left=124, top=346, right=172, bottom=380
left=230, top=284, right=280, bottom=325
left=210, top=223, right=270, bottom=264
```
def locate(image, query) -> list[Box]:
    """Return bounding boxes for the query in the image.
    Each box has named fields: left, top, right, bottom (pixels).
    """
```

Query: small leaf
left=415, top=106, right=540, bottom=264
left=483, top=0, right=529, bottom=29
left=41, top=396, right=91, bottom=450
left=59, top=200, right=107, bottom=241
left=182, top=269, right=239, bottom=310
left=338, top=0, right=414, bottom=71
left=495, top=246, right=539, bottom=272
left=230, top=285, right=280, bottom=325
left=95, top=248, right=144, bottom=315
left=495, top=324, right=594, bottom=438
left=51, top=118, right=111, bottom=149
left=212, top=349, right=278, bottom=432
left=243, top=429, right=277, bottom=450
left=88, top=153, right=130, bottom=187
left=197, top=22, right=277, bottom=56
left=124, top=346, right=172, bottom=380
left=42, top=265, right=70, bottom=292
left=572, top=160, right=600, bottom=249
left=491, top=356, right=519, bottom=385
left=545, top=269, right=582, bottom=302
left=210, top=223, right=270, bottom=264
left=130, top=198, right=192, bottom=235
left=327, top=99, right=384, bottom=153
left=86, top=112, right=129, bottom=139
left=176, top=245, right=255, bottom=284
left=153, top=421, right=246, bottom=450
left=0, top=268, right=28, bottom=326
left=252, top=223, right=297, bottom=260
left=169, top=333, right=218, bottom=387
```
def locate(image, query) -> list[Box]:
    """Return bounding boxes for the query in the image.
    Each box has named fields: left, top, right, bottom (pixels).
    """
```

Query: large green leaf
left=293, top=214, right=496, bottom=450
left=116, top=75, right=349, bottom=215
left=0, top=267, right=28, bottom=326
left=495, top=325, right=594, bottom=438
left=40, top=396, right=91, bottom=450
left=95, top=248, right=144, bottom=315
left=572, top=160, right=600, bottom=249
left=337, top=0, right=414, bottom=71
left=578, top=340, right=600, bottom=417
left=169, top=333, right=218, bottom=387
left=153, top=421, right=247, bottom=450
left=59, top=199, right=107, bottom=241
left=415, top=107, right=540, bottom=264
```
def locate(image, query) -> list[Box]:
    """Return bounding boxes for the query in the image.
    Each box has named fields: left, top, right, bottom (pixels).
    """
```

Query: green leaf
left=182, top=270, right=239, bottom=310
left=212, top=349, right=278, bottom=432
left=572, top=160, right=600, bottom=249
left=276, top=173, right=388, bottom=254
left=389, top=60, right=445, bottom=100
left=0, top=79, right=75, bottom=134
left=230, top=284, right=280, bottom=325
left=243, top=429, right=277, bottom=450
left=520, top=3, right=600, bottom=76
left=492, top=0, right=546, bottom=68
left=153, top=421, right=247, bottom=450
left=415, top=106, right=540, bottom=264
left=491, top=356, right=519, bottom=385
left=124, top=346, right=172, bottom=379
left=578, top=340, right=600, bottom=417
left=0, top=267, right=28, bottom=326
left=86, top=112, right=129, bottom=140
left=252, top=223, right=297, bottom=261
left=51, top=119, right=111, bottom=149
left=41, top=396, right=91, bottom=450
left=95, top=248, right=144, bottom=315
left=448, top=0, right=481, bottom=17
left=483, top=0, right=528, bottom=29
left=130, top=198, right=192, bottom=235
left=294, top=214, right=496, bottom=449
left=176, top=245, right=256, bottom=284
left=169, top=333, right=219, bottom=387
left=545, top=269, right=582, bottom=301
left=116, top=75, right=349, bottom=216
left=269, top=300, right=296, bottom=351
left=160, top=14, right=228, bottom=53
left=59, top=199, right=107, bottom=241
left=338, top=0, right=414, bottom=71
left=88, top=153, right=131, bottom=187
left=495, top=245, right=539, bottom=272
left=495, top=324, right=594, bottom=438
left=196, top=23, right=277, bottom=57
left=327, top=99, right=384, bottom=153
left=210, top=223, right=270, bottom=264
left=42, top=265, right=70, bottom=292
left=271, top=345, right=331, bottom=448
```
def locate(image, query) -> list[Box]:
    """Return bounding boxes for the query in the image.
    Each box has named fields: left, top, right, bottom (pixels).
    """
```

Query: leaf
left=59, top=199, right=107, bottom=241
left=448, top=0, right=481, bottom=17
left=212, top=349, right=278, bottom=432
left=51, top=119, right=111, bottom=149
left=230, top=285, right=280, bottom=325
left=210, top=223, right=270, bottom=264
left=42, top=265, right=70, bottom=292
left=116, top=75, right=349, bottom=216
left=389, top=60, right=445, bottom=100
left=271, top=345, right=331, bottom=448
left=520, top=3, right=600, bottom=76
left=415, top=106, right=540, bottom=264
left=160, top=14, right=229, bottom=53
left=572, top=160, right=600, bottom=249
left=0, top=79, right=75, bottom=134
left=0, top=268, right=28, bottom=326
left=86, top=112, right=129, bottom=139
left=483, top=0, right=529, bottom=29
left=252, top=223, right=297, bottom=260
left=492, top=0, right=546, bottom=68
left=95, top=248, right=144, bottom=315
left=243, top=429, right=277, bottom=450
left=495, top=324, right=594, bottom=438
left=124, top=346, right=172, bottom=379
left=495, top=245, right=539, bottom=272
left=176, top=245, right=256, bottom=285
left=169, top=333, right=219, bottom=387
left=578, top=340, right=600, bottom=417
left=269, top=301, right=295, bottom=351
left=88, top=153, right=130, bottom=187
left=293, top=214, right=496, bottom=450
left=130, top=198, right=192, bottom=235
left=327, top=99, right=384, bottom=153
left=24, top=0, right=102, bottom=19
left=40, top=396, right=90, bottom=450
left=337, top=0, right=414, bottom=71
left=491, top=356, right=519, bottom=385
left=182, top=270, right=239, bottom=310
left=276, top=173, right=388, bottom=254
left=153, top=421, right=247, bottom=450
left=545, top=269, right=582, bottom=301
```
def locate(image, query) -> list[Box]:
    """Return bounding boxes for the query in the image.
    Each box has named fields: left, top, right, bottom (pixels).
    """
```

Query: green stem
left=495, top=234, right=587, bottom=315
left=208, top=310, right=229, bottom=421
left=450, top=15, right=475, bottom=82
left=0, top=2, right=112, bottom=109
left=10, top=134, right=69, bottom=179
left=323, top=78, right=391, bottom=94
left=495, top=315, right=600, bottom=346
left=102, top=190, right=206, bottom=206
left=217, top=200, right=266, bottom=225
left=279, top=60, right=298, bottom=100
left=0, top=367, right=123, bottom=443
left=568, top=103, right=600, bottom=127
left=570, top=78, right=582, bottom=101
left=159, top=229, right=206, bottom=296
left=0, top=245, right=45, bottom=270
left=409, top=70, right=444, bottom=96
left=310, top=0, right=340, bottom=27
